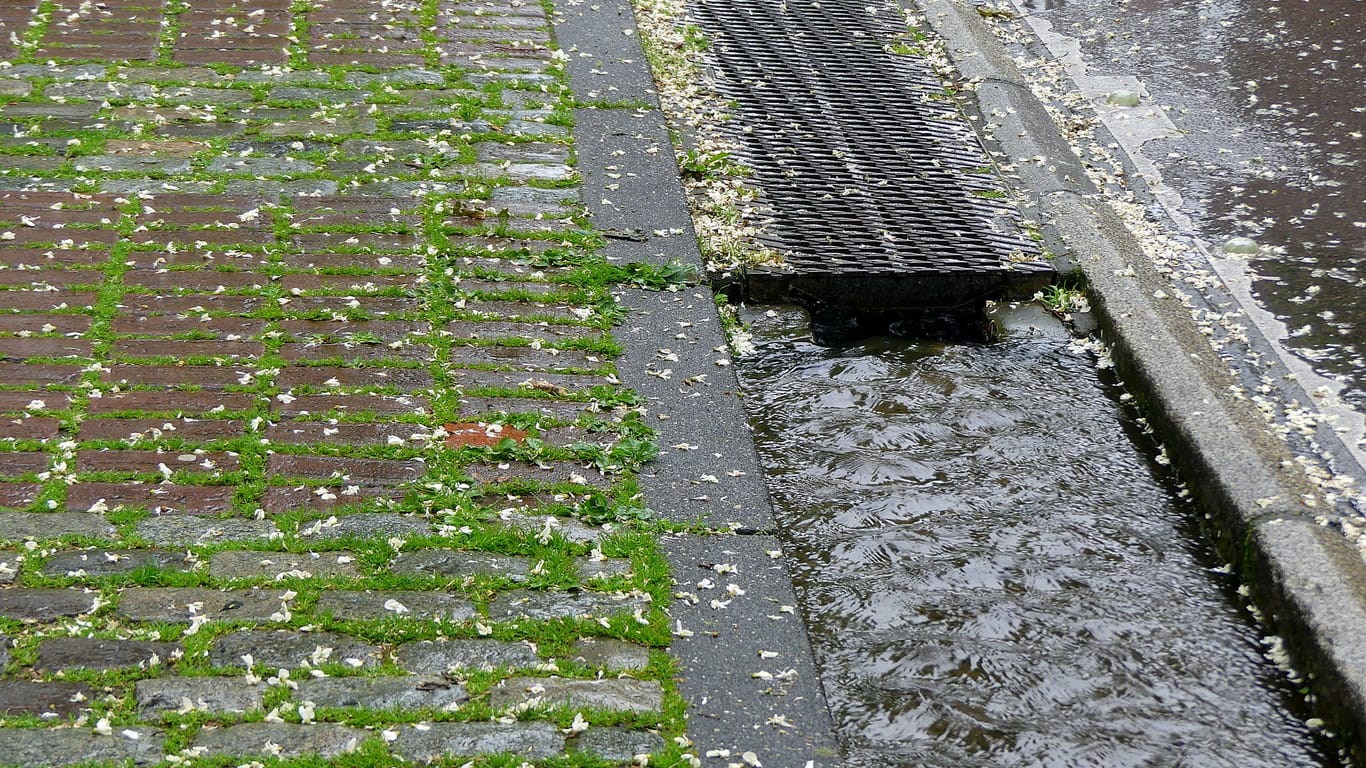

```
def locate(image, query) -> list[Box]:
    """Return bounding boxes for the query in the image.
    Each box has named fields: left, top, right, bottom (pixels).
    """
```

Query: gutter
left=917, top=0, right=1366, bottom=755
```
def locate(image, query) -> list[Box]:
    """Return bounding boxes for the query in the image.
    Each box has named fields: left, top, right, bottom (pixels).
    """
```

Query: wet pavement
left=1007, top=0, right=1364, bottom=408
left=738, top=306, right=1343, bottom=767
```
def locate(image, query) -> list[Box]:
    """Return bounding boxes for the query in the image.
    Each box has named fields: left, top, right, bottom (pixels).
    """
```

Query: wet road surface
left=1016, top=0, right=1364, bottom=407
left=738, top=306, right=1343, bottom=767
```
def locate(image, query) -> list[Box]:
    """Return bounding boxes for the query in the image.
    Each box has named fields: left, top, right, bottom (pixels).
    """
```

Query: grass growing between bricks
left=0, top=0, right=691, bottom=765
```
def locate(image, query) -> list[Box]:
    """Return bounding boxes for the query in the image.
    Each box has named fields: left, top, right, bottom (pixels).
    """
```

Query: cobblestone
left=209, top=550, right=361, bottom=580
left=0, top=681, right=96, bottom=718
left=0, top=0, right=688, bottom=763
left=295, top=675, right=468, bottom=711
left=390, top=550, right=534, bottom=581
left=134, top=676, right=265, bottom=716
left=136, top=516, right=279, bottom=547
left=191, top=722, right=367, bottom=759
left=0, top=589, right=99, bottom=623
left=34, top=638, right=181, bottom=672
left=393, top=638, right=542, bottom=673
left=578, top=727, right=668, bottom=762
left=570, top=637, right=653, bottom=671
left=490, top=677, right=665, bottom=713
left=211, top=630, right=382, bottom=671
left=314, top=590, right=478, bottom=622
left=394, top=721, right=565, bottom=761
left=117, top=587, right=299, bottom=623
left=39, top=549, right=194, bottom=578
left=0, top=729, right=164, bottom=767
left=488, top=590, right=651, bottom=621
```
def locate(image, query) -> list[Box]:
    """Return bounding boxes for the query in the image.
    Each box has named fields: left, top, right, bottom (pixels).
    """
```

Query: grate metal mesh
left=692, top=0, right=1047, bottom=279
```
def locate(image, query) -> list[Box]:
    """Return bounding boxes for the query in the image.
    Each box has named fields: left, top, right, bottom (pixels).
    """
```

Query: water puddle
left=736, top=305, right=1344, bottom=767
left=1015, top=0, right=1364, bottom=409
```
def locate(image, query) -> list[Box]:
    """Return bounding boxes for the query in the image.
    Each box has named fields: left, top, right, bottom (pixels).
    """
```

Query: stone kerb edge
left=918, top=0, right=1366, bottom=756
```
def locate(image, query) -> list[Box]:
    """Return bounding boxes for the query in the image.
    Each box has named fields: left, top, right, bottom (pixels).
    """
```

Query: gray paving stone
left=268, top=87, right=365, bottom=104
left=388, top=118, right=496, bottom=134
left=569, top=637, right=651, bottom=671
left=135, top=676, right=265, bottom=716
left=118, top=67, right=223, bottom=84
left=0, top=178, right=77, bottom=192
left=233, top=71, right=331, bottom=86
left=491, top=677, right=664, bottom=713
left=73, top=156, right=192, bottom=174
left=490, top=184, right=578, bottom=216
left=0, top=156, right=65, bottom=172
left=0, top=511, right=116, bottom=540
left=136, top=516, right=279, bottom=546
left=0, top=588, right=99, bottom=622
left=0, top=681, right=96, bottom=717
left=574, top=727, right=666, bottom=762
left=578, top=558, right=633, bottom=582
left=99, top=179, right=217, bottom=195
left=346, top=179, right=457, bottom=197
left=475, top=142, right=570, bottom=165
left=0, top=550, right=20, bottom=584
left=207, top=156, right=317, bottom=176
left=0, top=728, right=163, bottom=767
left=211, top=630, right=381, bottom=670
left=159, top=86, right=256, bottom=105
left=392, top=638, right=541, bottom=673
left=469, top=161, right=573, bottom=182
left=294, top=512, right=433, bottom=541
left=391, top=721, right=564, bottom=762
left=40, top=548, right=193, bottom=578
left=0, top=81, right=32, bottom=97
left=44, top=82, right=158, bottom=101
left=390, top=549, right=533, bottom=582
left=487, top=589, right=649, bottom=621
left=209, top=549, right=361, bottom=580
left=222, top=179, right=340, bottom=197
left=35, top=638, right=181, bottom=672
left=191, top=722, right=368, bottom=759
left=295, top=675, right=468, bottom=711
left=505, top=119, right=571, bottom=138
left=314, top=590, right=476, bottom=622
left=493, top=510, right=608, bottom=544
left=117, top=587, right=298, bottom=622
left=2, top=103, right=98, bottom=119
left=345, top=69, right=446, bottom=87
left=338, top=138, right=452, bottom=157
left=258, top=118, right=378, bottom=138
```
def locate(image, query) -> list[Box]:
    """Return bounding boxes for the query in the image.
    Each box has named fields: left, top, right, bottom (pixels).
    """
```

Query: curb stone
left=553, top=0, right=843, bottom=764
left=918, top=0, right=1366, bottom=754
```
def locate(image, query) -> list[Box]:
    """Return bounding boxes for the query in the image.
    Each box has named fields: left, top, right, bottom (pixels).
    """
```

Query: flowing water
left=736, top=306, right=1344, bottom=767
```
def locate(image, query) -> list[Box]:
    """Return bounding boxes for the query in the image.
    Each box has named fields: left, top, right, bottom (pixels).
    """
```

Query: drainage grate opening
left=692, top=0, right=1050, bottom=313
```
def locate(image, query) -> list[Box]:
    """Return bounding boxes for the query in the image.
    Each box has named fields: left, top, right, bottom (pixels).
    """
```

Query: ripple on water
left=737, top=310, right=1342, bottom=768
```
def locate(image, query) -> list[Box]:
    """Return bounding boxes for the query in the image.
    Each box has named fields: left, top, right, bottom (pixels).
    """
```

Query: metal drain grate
left=692, top=0, right=1050, bottom=308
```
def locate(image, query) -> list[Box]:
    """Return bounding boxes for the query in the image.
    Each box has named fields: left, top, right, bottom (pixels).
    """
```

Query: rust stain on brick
left=444, top=421, right=528, bottom=449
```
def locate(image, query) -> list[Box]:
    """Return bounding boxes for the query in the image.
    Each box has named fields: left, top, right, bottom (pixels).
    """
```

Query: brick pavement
left=0, top=1, right=685, bottom=764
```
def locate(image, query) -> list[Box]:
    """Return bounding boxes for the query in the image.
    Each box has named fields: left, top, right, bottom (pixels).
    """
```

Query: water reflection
left=737, top=307, right=1341, bottom=767
left=1019, top=0, right=1365, bottom=405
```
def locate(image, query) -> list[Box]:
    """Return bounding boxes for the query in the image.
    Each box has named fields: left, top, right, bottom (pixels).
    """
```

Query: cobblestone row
left=0, top=1, right=674, bottom=765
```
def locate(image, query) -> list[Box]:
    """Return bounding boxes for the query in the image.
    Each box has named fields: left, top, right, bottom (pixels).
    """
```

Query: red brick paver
left=0, top=1, right=667, bottom=763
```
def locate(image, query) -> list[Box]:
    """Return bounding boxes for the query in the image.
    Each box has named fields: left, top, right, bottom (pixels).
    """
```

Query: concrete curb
left=919, top=0, right=1366, bottom=755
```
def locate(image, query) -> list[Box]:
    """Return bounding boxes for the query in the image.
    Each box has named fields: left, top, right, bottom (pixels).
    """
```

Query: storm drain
left=692, top=0, right=1050, bottom=317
